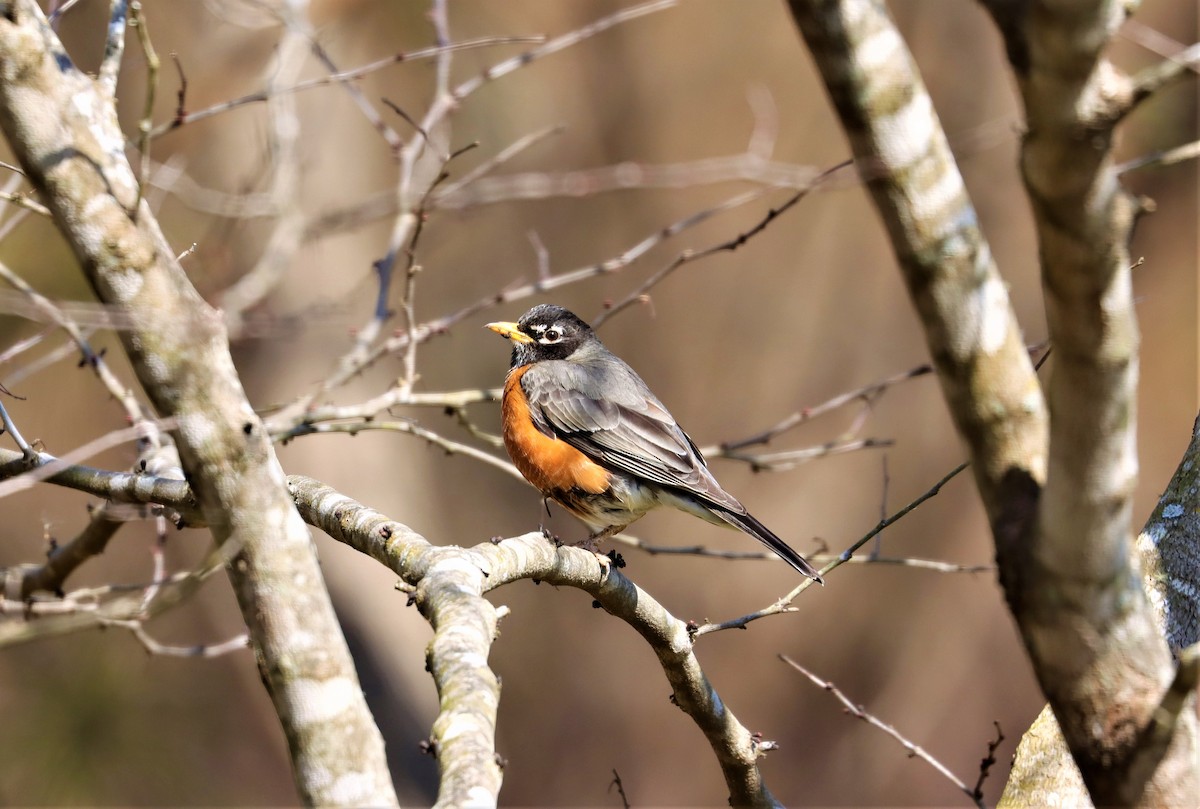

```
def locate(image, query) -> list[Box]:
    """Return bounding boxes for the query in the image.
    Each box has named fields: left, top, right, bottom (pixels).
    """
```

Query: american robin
left=486, top=304, right=822, bottom=582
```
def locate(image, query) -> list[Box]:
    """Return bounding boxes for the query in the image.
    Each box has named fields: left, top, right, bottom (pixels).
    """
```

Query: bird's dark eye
left=542, top=327, right=562, bottom=343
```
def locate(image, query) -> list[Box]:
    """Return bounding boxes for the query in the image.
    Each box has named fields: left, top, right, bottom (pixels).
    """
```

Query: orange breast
left=502, top=366, right=611, bottom=495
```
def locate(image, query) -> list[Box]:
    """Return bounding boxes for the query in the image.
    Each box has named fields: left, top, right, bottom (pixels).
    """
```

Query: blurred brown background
left=0, top=0, right=1195, bottom=806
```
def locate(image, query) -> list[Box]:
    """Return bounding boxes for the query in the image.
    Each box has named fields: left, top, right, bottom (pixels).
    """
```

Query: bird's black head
left=486, top=304, right=596, bottom=367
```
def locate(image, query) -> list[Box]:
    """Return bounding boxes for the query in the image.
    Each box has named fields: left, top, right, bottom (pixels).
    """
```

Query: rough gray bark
left=786, top=0, right=1197, bottom=804
left=1001, top=413, right=1200, bottom=806
left=0, top=2, right=397, bottom=805
left=290, top=474, right=784, bottom=808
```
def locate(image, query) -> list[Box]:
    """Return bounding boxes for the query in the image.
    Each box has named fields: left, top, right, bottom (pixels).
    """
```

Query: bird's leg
left=537, top=498, right=562, bottom=545
left=571, top=524, right=626, bottom=554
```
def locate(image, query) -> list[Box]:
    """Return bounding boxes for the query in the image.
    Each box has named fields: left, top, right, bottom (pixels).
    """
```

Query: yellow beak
left=485, top=321, right=534, bottom=344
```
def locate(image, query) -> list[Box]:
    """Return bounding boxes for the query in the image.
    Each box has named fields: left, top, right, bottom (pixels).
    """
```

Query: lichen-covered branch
left=786, top=0, right=1196, bottom=804
left=1002, top=411, right=1200, bottom=807
left=787, top=0, right=1047, bottom=525
left=979, top=1, right=1195, bottom=803
left=288, top=474, right=786, bottom=808
left=1138, top=413, right=1200, bottom=655
left=0, top=3, right=396, bottom=805
left=0, top=446, right=194, bottom=511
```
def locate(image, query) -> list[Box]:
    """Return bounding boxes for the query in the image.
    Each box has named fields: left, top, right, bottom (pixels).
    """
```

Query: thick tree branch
left=787, top=0, right=1047, bottom=526
left=984, top=2, right=1192, bottom=804
left=0, top=3, right=396, bottom=805
left=787, top=0, right=1195, bottom=804
left=288, top=474, right=789, bottom=808
left=0, top=446, right=194, bottom=510
left=1002, top=411, right=1200, bottom=806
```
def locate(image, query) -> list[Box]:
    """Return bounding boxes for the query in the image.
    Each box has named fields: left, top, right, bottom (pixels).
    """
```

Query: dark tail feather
left=718, top=509, right=823, bottom=583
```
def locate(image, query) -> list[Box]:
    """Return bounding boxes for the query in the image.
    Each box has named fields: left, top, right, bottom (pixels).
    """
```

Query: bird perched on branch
left=486, top=304, right=822, bottom=582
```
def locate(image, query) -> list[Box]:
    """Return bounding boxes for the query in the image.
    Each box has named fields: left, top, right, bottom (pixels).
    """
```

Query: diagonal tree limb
left=787, top=0, right=1195, bottom=804
left=289, top=474, right=787, bottom=808
left=979, top=1, right=1195, bottom=804
left=0, top=2, right=397, bottom=805
left=788, top=0, right=1047, bottom=522
left=1002, top=411, right=1200, bottom=806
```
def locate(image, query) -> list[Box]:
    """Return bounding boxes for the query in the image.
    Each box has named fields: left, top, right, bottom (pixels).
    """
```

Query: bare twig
left=0, top=398, right=34, bottom=458
left=301, top=25, right=402, bottom=152
left=1126, top=41, right=1200, bottom=113
left=276, top=419, right=524, bottom=483
left=0, top=191, right=50, bottom=216
left=715, top=436, right=891, bottom=472
left=129, top=0, right=159, bottom=219
left=781, top=655, right=985, bottom=809
left=692, top=461, right=969, bottom=636
left=151, top=36, right=545, bottom=138
left=47, top=0, right=84, bottom=23
left=0, top=259, right=149, bottom=426
left=450, top=1, right=676, bottom=103
left=0, top=324, right=53, bottom=368
left=972, top=722, right=1005, bottom=802
left=607, top=530, right=991, bottom=573
left=593, top=159, right=851, bottom=327
left=140, top=512, right=170, bottom=609
left=264, top=386, right=501, bottom=435
left=609, top=769, right=632, bottom=809
left=875, top=453, right=890, bottom=559
left=528, top=229, right=551, bottom=280
left=1117, top=139, right=1200, bottom=174
left=102, top=619, right=250, bottom=658
left=720, top=362, right=933, bottom=451
left=432, top=123, right=566, bottom=205
left=17, top=504, right=124, bottom=599
left=2, top=331, right=96, bottom=389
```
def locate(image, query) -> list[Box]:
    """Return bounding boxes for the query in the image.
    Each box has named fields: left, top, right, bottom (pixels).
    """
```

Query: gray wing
left=520, top=357, right=743, bottom=513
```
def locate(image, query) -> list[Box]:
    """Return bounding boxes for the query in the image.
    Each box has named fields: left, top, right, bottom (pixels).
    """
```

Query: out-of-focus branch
left=592, top=160, right=849, bottom=327
left=718, top=361, right=933, bottom=452
left=101, top=618, right=249, bottom=658
left=609, top=529, right=991, bottom=573
left=216, top=11, right=306, bottom=338
left=150, top=36, right=544, bottom=139
left=289, top=475, right=790, bottom=808
left=306, top=147, right=829, bottom=236
left=15, top=504, right=123, bottom=599
left=1125, top=41, right=1200, bottom=115
left=0, top=3, right=397, bottom=805
left=1117, top=138, right=1200, bottom=174
left=1, top=534, right=233, bottom=648
left=0, top=258, right=149, bottom=426
left=277, top=418, right=523, bottom=482
left=450, top=0, right=675, bottom=104
left=273, top=182, right=785, bottom=425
